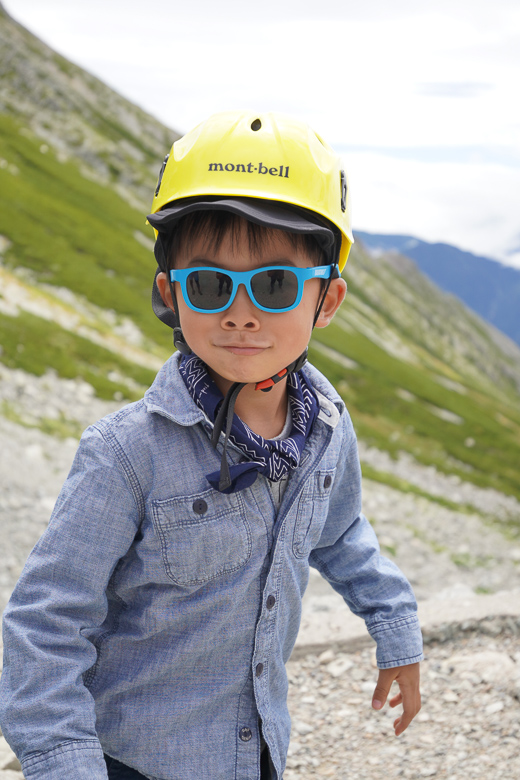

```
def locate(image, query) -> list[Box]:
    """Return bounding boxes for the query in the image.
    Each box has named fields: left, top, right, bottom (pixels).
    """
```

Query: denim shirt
left=0, top=354, right=423, bottom=780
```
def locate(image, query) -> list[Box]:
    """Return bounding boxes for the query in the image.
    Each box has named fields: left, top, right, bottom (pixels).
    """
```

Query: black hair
left=165, top=210, right=326, bottom=269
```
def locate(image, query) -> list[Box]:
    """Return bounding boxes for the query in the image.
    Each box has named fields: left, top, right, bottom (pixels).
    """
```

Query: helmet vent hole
left=251, top=119, right=262, bottom=131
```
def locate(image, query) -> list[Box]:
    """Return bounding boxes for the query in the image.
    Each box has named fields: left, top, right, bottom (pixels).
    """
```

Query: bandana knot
left=179, top=355, right=319, bottom=493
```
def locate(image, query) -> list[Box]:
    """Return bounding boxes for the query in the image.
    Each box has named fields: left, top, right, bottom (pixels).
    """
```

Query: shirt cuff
left=367, top=614, right=424, bottom=669
left=22, top=740, right=108, bottom=780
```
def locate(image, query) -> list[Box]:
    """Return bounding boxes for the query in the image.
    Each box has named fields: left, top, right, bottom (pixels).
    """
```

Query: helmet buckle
left=340, top=170, right=347, bottom=213
left=155, top=153, right=170, bottom=198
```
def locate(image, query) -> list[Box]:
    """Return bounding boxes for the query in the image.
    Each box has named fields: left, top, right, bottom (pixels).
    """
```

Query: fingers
left=392, top=670, right=421, bottom=736
left=372, top=663, right=422, bottom=736
left=389, top=691, right=403, bottom=708
left=394, top=690, right=421, bottom=736
left=371, top=667, right=397, bottom=711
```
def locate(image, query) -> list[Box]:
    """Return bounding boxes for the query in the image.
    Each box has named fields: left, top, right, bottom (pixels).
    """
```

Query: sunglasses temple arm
left=312, top=264, right=336, bottom=327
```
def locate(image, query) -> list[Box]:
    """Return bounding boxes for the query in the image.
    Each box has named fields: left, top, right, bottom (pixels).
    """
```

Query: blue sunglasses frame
left=169, top=264, right=333, bottom=314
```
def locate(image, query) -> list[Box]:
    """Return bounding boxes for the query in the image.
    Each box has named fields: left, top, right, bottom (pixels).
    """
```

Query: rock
left=326, top=656, right=354, bottom=678
left=485, top=700, right=505, bottom=714
left=293, top=720, right=314, bottom=736
left=318, top=650, right=335, bottom=665
left=442, top=650, right=517, bottom=685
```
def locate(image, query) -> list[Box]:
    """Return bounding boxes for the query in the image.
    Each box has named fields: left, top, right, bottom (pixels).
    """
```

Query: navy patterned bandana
left=179, top=354, right=319, bottom=493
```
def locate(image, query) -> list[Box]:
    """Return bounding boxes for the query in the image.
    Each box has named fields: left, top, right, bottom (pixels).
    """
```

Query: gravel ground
left=284, top=627, right=520, bottom=780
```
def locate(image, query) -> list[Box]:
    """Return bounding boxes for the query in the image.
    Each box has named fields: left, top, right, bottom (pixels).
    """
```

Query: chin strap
left=209, top=349, right=309, bottom=491
left=210, top=381, right=246, bottom=491
left=255, top=349, right=308, bottom=392
left=173, top=326, right=191, bottom=355
left=167, top=278, right=192, bottom=356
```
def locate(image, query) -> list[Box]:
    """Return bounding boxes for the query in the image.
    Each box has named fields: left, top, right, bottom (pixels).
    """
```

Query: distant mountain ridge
left=355, top=231, right=520, bottom=348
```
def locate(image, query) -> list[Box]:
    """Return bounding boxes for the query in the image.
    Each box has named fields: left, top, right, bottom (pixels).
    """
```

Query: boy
left=0, top=111, right=422, bottom=780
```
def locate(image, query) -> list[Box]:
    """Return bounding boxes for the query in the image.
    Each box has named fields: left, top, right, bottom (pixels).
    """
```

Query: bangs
left=167, top=210, right=325, bottom=268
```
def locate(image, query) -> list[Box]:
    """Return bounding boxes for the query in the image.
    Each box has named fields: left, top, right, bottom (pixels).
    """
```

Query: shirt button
left=255, top=663, right=264, bottom=677
left=324, top=475, right=332, bottom=489
left=239, top=727, right=252, bottom=742
left=192, top=499, right=208, bottom=515
left=266, top=595, right=276, bottom=610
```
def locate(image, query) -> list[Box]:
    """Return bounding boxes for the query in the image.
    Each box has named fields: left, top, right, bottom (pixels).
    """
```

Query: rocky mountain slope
left=0, top=2, right=179, bottom=211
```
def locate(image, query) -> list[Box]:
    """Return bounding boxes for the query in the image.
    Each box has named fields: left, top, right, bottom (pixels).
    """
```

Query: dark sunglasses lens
left=186, top=270, right=233, bottom=310
left=251, top=269, right=299, bottom=309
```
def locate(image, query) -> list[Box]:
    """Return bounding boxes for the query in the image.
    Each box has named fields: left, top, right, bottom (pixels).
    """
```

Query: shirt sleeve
left=0, top=425, right=143, bottom=779
left=309, top=416, right=423, bottom=669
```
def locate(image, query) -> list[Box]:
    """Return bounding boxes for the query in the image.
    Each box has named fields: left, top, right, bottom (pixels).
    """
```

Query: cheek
left=280, top=310, right=314, bottom=344
left=182, top=310, right=214, bottom=336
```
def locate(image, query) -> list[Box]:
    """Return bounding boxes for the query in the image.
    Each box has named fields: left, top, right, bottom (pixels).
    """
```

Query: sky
left=4, top=0, right=520, bottom=268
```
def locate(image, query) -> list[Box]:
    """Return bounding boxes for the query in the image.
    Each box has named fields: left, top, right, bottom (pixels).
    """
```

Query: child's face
left=157, top=220, right=346, bottom=395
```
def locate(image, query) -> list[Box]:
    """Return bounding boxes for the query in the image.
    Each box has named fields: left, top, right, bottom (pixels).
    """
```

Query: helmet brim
left=147, top=196, right=340, bottom=265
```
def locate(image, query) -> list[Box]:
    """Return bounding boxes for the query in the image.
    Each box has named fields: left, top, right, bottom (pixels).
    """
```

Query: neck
left=208, top=370, right=289, bottom=439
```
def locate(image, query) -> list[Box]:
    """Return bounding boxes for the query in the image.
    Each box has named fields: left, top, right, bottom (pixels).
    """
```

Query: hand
left=371, top=662, right=421, bottom=736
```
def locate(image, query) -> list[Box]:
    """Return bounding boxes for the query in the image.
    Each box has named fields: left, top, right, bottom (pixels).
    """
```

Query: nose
left=221, top=283, right=260, bottom=330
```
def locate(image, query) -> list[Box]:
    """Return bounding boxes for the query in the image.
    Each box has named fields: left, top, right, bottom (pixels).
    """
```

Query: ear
left=156, top=271, right=175, bottom=312
left=314, top=277, right=347, bottom=328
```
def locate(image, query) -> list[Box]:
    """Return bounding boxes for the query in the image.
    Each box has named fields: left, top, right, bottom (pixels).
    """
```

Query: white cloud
left=348, top=151, right=520, bottom=266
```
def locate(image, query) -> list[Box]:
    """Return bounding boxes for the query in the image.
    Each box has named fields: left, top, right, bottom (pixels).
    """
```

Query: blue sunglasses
left=170, top=265, right=333, bottom=314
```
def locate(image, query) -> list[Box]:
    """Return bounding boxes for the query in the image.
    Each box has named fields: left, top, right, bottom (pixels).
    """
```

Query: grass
left=309, top=317, right=520, bottom=502
left=360, top=463, right=477, bottom=514
left=0, top=113, right=169, bottom=401
left=450, top=552, right=495, bottom=569
left=1, top=400, right=83, bottom=439
left=0, top=310, right=156, bottom=401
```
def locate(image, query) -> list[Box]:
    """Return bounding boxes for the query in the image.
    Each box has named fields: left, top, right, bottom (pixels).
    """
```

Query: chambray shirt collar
left=143, top=352, right=207, bottom=427
left=143, top=351, right=346, bottom=432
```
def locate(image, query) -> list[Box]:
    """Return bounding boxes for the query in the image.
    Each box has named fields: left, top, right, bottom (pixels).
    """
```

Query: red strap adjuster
left=255, top=367, right=288, bottom=392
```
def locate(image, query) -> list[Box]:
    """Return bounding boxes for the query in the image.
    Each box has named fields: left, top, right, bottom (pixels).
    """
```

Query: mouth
left=219, top=344, right=268, bottom=356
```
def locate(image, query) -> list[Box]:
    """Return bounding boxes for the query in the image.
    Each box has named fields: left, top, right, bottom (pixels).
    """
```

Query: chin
left=213, top=357, right=271, bottom=382
left=206, top=364, right=255, bottom=389
left=229, top=370, right=267, bottom=385
left=216, top=365, right=280, bottom=391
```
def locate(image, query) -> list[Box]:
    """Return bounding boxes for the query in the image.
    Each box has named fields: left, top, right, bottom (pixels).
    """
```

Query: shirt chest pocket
left=292, top=467, right=336, bottom=558
left=151, top=490, right=252, bottom=586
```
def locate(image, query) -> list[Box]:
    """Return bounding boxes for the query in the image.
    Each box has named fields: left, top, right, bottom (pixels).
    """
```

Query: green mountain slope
left=1, top=5, right=519, bottom=506
left=0, top=110, right=169, bottom=400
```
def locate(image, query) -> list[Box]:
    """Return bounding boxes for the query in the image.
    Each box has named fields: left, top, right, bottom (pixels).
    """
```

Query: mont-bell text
left=208, top=162, right=289, bottom=178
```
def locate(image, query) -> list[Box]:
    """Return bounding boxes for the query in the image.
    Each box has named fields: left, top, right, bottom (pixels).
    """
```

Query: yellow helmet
left=149, top=110, right=353, bottom=271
